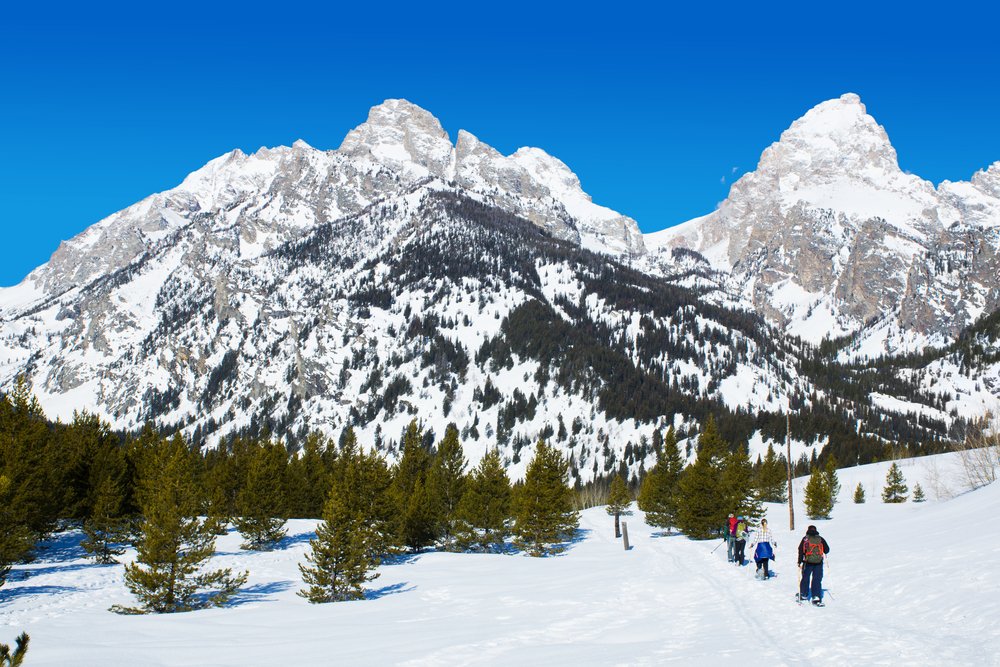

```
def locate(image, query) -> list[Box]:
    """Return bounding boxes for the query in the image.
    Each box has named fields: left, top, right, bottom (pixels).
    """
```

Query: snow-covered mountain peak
left=338, top=98, right=453, bottom=178
left=752, top=93, right=910, bottom=191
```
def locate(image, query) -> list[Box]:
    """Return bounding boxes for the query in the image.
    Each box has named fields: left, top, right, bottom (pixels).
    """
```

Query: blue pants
left=800, top=562, right=823, bottom=600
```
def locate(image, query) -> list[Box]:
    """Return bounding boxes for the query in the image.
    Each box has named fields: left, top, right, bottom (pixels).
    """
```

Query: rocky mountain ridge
left=649, top=93, right=1000, bottom=356
left=0, top=96, right=996, bottom=478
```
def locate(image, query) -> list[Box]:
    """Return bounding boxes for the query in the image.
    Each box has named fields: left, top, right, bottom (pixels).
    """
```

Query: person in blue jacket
left=749, top=518, right=776, bottom=579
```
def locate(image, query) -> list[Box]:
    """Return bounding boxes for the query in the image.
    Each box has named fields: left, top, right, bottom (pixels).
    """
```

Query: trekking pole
left=711, top=539, right=725, bottom=554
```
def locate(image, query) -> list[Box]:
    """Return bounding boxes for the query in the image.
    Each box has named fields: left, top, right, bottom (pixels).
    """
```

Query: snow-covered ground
left=2, top=451, right=998, bottom=665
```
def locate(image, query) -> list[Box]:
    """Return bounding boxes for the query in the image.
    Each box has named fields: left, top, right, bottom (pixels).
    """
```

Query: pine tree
left=113, top=434, right=247, bottom=614
left=912, top=482, right=926, bottom=503
left=853, top=482, right=866, bottom=504
left=0, top=475, right=33, bottom=589
left=804, top=465, right=832, bottom=519
left=0, top=632, right=29, bottom=667
left=824, top=455, right=842, bottom=506
left=299, top=443, right=383, bottom=603
left=720, top=445, right=762, bottom=521
left=285, top=432, right=334, bottom=518
left=0, top=379, right=61, bottom=537
left=80, top=470, right=127, bottom=564
left=754, top=444, right=787, bottom=503
left=674, top=417, right=728, bottom=539
left=234, top=440, right=288, bottom=550
left=454, top=449, right=512, bottom=552
left=881, top=462, right=909, bottom=503
left=391, top=420, right=439, bottom=551
left=428, top=424, right=467, bottom=549
left=637, top=427, right=684, bottom=532
left=605, top=474, right=632, bottom=538
left=513, top=439, right=579, bottom=556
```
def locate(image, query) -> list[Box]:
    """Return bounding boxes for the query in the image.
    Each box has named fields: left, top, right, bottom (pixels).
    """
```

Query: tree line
left=0, top=382, right=579, bottom=611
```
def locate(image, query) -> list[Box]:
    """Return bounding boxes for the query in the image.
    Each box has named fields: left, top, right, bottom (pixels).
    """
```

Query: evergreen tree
left=853, top=482, right=866, bottom=504
left=513, top=439, right=579, bottom=556
left=803, top=465, right=832, bottom=519
left=0, top=475, right=33, bottom=588
left=754, top=444, right=787, bottom=503
left=285, top=432, right=334, bottom=518
left=720, top=445, right=763, bottom=521
left=637, top=427, right=684, bottom=532
left=234, top=440, right=288, bottom=550
left=299, top=443, right=383, bottom=603
left=454, top=449, right=512, bottom=552
left=882, top=462, right=909, bottom=503
left=674, top=417, right=728, bottom=539
left=0, top=632, right=29, bottom=667
left=0, top=379, right=61, bottom=537
left=428, top=424, right=467, bottom=549
left=113, top=434, right=247, bottom=614
left=912, top=482, right=926, bottom=503
left=390, top=420, right=439, bottom=551
left=80, top=463, right=127, bottom=564
left=605, top=474, right=632, bottom=538
left=824, top=455, right=842, bottom=506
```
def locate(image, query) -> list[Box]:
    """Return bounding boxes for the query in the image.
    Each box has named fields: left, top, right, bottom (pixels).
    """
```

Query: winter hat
left=729, top=513, right=734, bottom=518
left=806, top=525, right=819, bottom=536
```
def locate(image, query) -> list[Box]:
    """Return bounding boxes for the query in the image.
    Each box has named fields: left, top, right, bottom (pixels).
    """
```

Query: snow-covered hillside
left=2, top=451, right=996, bottom=665
left=646, top=93, right=1000, bottom=351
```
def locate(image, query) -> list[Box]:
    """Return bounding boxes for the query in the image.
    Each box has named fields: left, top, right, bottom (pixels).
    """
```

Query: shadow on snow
left=366, top=581, right=415, bottom=600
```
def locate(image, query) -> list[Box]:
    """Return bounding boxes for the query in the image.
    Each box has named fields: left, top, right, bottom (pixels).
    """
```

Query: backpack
left=803, top=535, right=824, bottom=564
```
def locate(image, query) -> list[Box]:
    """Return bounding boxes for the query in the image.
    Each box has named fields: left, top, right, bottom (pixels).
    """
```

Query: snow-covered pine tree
left=299, top=441, right=384, bottom=603
left=605, top=474, right=632, bottom=538
left=882, top=462, right=909, bottom=503
left=428, top=423, right=467, bottom=550
left=853, top=482, right=866, bottom=504
left=113, top=433, right=247, bottom=614
left=637, top=427, right=684, bottom=532
left=234, top=440, right=288, bottom=550
left=513, top=439, right=579, bottom=556
left=913, top=482, right=926, bottom=503
left=804, top=465, right=832, bottom=519
left=454, top=448, right=512, bottom=552
left=675, top=416, right=728, bottom=539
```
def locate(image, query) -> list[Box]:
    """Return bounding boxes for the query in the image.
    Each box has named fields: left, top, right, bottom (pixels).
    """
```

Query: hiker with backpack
left=733, top=516, right=749, bottom=566
left=798, top=525, right=830, bottom=606
left=749, top=518, right=776, bottom=579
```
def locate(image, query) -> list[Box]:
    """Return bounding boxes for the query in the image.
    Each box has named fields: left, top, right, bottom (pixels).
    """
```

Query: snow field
left=2, top=451, right=998, bottom=665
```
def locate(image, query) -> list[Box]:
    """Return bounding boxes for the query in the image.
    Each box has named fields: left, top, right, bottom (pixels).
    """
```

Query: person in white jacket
left=749, top=518, right=776, bottom=579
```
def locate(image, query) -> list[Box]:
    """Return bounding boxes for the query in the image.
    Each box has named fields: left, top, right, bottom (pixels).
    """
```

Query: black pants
left=734, top=539, right=746, bottom=564
left=756, top=557, right=770, bottom=577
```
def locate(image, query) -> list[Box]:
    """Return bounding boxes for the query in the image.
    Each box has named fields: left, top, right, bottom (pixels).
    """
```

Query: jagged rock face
left=7, top=99, right=643, bottom=316
left=656, top=93, right=1000, bottom=343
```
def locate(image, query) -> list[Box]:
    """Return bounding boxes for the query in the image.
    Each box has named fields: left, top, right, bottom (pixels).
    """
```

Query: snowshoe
left=812, top=598, right=825, bottom=607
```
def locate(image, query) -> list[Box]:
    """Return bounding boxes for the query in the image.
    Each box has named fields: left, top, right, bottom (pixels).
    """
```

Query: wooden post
left=622, top=521, right=630, bottom=551
left=786, top=411, right=795, bottom=532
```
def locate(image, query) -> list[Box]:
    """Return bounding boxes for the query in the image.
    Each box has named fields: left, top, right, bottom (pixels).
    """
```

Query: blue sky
left=2, top=1, right=999, bottom=286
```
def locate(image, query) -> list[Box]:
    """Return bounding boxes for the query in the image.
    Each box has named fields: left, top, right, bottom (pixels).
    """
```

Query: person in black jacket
left=797, top=525, right=830, bottom=605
